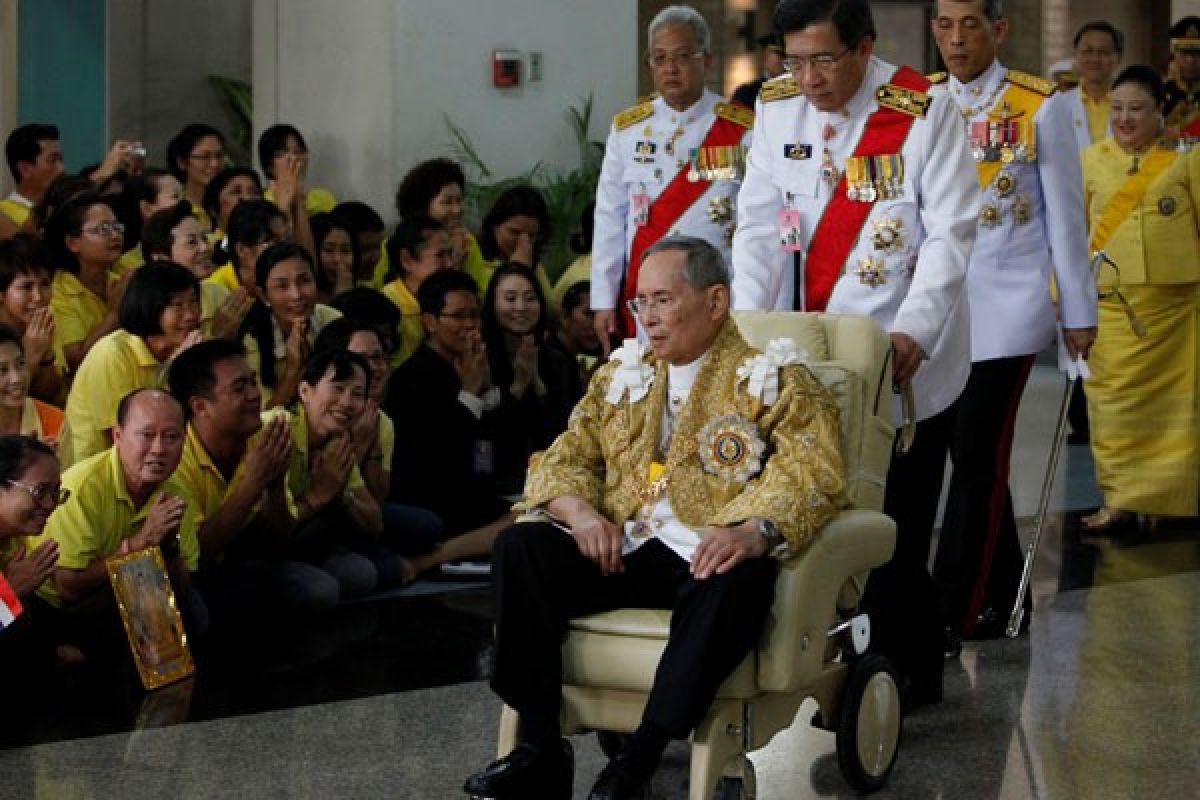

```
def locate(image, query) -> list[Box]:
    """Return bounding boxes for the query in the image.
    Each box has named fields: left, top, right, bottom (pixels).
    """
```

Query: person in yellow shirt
left=165, top=124, right=227, bottom=233
left=205, top=198, right=288, bottom=291
left=1080, top=65, right=1200, bottom=529
left=36, top=389, right=200, bottom=651
left=61, top=263, right=201, bottom=466
left=390, top=158, right=477, bottom=279
left=142, top=202, right=253, bottom=339
left=0, top=326, right=64, bottom=445
left=238, top=241, right=341, bottom=409
left=43, top=193, right=129, bottom=373
left=311, top=212, right=360, bottom=303
left=380, top=216, right=454, bottom=366
left=0, top=236, right=64, bottom=403
left=0, top=124, right=64, bottom=239
left=258, top=124, right=337, bottom=217
left=113, top=168, right=184, bottom=276
left=474, top=186, right=555, bottom=304
left=335, top=201, right=389, bottom=288
left=1068, top=21, right=1123, bottom=149
left=550, top=201, right=594, bottom=314
left=200, top=166, right=262, bottom=244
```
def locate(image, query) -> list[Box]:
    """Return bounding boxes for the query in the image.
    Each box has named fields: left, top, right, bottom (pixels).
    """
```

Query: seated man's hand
left=889, top=332, right=925, bottom=388
left=691, top=520, right=767, bottom=580
left=569, top=508, right=624, bottom=576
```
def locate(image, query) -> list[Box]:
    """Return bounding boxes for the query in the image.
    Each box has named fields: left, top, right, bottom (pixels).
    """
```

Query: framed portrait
left=106, top=546, right=194, bottom=690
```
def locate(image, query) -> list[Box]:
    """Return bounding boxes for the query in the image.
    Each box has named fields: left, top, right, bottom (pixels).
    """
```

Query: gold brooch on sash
left=994, top=170, right=1016, bottom=197
left=870, top=216, right=905, bottom=253
left=853, top=255, right=888, bottom=287
left=980, top=203, right=1002, bottom=227
left=697, top=415, right=766, bottom=483
left=708, top=195, right=733, bottom=224
left=1012, top=194, right=1032, bottom=225
left=1159, top=196, right=1177, bottom=216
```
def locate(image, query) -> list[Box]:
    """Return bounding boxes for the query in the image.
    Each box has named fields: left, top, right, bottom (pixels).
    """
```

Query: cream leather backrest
left=733, top=312, right=894, bottom=512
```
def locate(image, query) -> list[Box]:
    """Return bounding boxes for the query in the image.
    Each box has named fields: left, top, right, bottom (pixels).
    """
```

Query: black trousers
left=489, top=522, right=778, bottom=740
left=863, top=403, right=956, bottom=683
left=934, top=354, right=1035, bottom=636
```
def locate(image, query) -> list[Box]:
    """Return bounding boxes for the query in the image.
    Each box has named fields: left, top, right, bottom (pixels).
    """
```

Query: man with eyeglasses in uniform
left=731, top=0, right=979, bottom=708
left=592, top=4, right=755, bottom=354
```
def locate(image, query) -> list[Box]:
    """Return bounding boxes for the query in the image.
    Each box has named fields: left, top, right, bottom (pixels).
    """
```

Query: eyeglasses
left=81, top=222, right=125, bottom=237
left=188, top=151, right=226, bottom=163
left=782, top=47, right=853, bottom=75
left=1077, top=48, right=1117, bottom=59
left=626, top=295, right=678, bottom=318
left=437, top=310, right=482, bottom=322
left=7, top=479, right=70, bottom=507
left=646, top=50, right=705, bottom=69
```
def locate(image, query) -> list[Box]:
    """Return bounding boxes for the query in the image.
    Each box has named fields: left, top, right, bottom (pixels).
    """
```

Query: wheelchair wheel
left=835, top=654, right=901, bottom=793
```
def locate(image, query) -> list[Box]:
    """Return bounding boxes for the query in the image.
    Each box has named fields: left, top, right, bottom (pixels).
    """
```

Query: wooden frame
left=106, top=546, right=194, bottom=690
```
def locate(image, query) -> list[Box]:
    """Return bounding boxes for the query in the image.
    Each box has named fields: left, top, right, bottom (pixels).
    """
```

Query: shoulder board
left=1005, top=70, right=1055, bottom=97
left=714, top=102, right=754, bottom=129
left=926, top=71, right=948, bottom=85
left=614, top=102, right=654, bottom=131
left=760, top=76, right=800, bottom=104
left=875, top=83, right=931, bottom=118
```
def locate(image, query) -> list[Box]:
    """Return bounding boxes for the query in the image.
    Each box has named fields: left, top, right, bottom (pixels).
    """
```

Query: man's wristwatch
left=755, top=517, right=790, bottom=559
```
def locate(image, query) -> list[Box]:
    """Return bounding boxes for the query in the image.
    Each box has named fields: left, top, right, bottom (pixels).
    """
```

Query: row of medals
left=820, top=151, right=905, bottom=203
left=686, top=145, right=748, bottom=183
left=969, top=119, right=1038, bottom=164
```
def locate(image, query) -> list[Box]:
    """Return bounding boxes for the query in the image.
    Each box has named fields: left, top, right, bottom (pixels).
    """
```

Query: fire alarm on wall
left=493, top=50, right=521, bottom=87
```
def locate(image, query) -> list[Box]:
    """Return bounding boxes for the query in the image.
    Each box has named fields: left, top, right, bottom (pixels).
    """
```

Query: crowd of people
left=0, top=1, right=1197, bottom=798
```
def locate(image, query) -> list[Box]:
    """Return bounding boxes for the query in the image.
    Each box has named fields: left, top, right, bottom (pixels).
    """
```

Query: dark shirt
left=731, top=78, right=765, bottom=110
left=1164, top=79, right=1200, bottom=131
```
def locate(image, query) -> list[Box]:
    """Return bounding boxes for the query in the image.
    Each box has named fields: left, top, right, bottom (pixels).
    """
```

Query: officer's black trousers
left=489, top=522, right=778, bottom=743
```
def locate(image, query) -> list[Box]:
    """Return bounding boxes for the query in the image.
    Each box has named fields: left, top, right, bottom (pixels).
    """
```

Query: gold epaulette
left=1006, top=70, right=1056, bottom=96
left=714, top=102, right=754, bottom=129
left=760, top=76, right=800, bottom=104
left=926, top=71, right=948, bottom=84
left=614, top=102, right=654, bottom=131
left=876, top=83, right=931, bottom=118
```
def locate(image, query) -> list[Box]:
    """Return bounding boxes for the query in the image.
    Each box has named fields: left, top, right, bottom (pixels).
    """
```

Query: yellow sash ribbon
left=975, top=82, right=1046, bottom=190
left=0, top=198, right=30, bottom=227
left=1088, top=148, right=1177, bottom=254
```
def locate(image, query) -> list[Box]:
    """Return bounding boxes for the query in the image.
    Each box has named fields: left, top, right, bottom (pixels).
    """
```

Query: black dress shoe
left=464, top=739, right=573, bottom=799
left=588, top=755, right=652, bottom=800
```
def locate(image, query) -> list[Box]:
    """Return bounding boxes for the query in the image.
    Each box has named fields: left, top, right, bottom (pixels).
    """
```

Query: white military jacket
left=732, top=57, right=979, bottom=421
left=931, top=61, right=1098, bottom=363
left=1063, top=85, right=1111, bottom=152
left=592, top=89, right=752, bottom=311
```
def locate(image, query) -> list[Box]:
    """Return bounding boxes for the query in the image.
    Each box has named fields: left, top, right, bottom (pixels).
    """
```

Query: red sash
left=1184, top=116, right=1200, bottom=138
left=620, top=115, right=747, bottom=334
left=801, top=66, right=930, bottom=311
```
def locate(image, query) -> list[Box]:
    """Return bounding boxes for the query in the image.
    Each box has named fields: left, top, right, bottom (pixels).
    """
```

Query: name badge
left=778, top=208, right=803, bottom=252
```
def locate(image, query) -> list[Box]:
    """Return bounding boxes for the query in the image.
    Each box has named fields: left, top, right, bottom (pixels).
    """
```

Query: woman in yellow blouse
left=474, top=186, right=554, bottom=303
left=380, top=216, right=454, bottom=366
left=114, top=168, right=184, bottom=275
left=0, top=326, right=64, bottom=444
left=165, top=124, right=227, bottom=233
left=1080, top=65, right=1200, bottom=529
left=238, top=242, right=340, bottom=409
left=0, top=236, right=63, bottom=403
left=43, top=192, right=128, bottom=372
left=201, top=166, right=263, bottom=244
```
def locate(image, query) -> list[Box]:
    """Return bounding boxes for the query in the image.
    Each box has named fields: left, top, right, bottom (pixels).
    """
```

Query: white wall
left=254, top=0, right=638, bottom=225
left=1175, top=0, right=1200, bottom=19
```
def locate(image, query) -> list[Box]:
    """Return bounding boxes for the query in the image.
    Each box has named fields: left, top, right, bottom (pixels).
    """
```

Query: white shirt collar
left=820, top=56, right=890, bottom=130
left=5, top=191, right=33, bottom=209
left=950, top=59, right=1005, bottom=101
left=667, top=351, right=708, bottom=401
left=656, top=89, right=718, bottom=124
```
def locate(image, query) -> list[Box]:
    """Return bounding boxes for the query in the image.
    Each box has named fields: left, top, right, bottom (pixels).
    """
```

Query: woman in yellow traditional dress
left=1080, top=65, right=1200, bottom=529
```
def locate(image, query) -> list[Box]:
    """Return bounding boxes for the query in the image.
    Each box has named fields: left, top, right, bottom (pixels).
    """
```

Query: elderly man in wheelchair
left=464, top=235, right=899, bottom=800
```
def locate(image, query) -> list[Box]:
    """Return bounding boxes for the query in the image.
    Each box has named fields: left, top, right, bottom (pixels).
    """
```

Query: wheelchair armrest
left=756, top=509, right=896, bottom=693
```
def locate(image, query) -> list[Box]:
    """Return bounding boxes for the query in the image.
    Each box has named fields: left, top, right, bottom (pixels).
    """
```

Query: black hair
left=332, top=201, right=385, bottom=234
left=5, top=123, right=59, bottom=184
left=238, top=241, right=316, bottom=389
left=115, top=387, right=183, bottom=428
left=416, top=268, right=479, bottom=316
left=299, top=347, right=372, bottom=395
left=1074, top=20, right=1124, bottom=53
left=560, top=280, right=591, bottom=316
left=0, top=321, right=23, bottom=353
left=0, top=234, right=50, bottom=293
left=166, top=123, right=226, bottom=183
left=774, top=0, right=876, bottom=45
left=0, top=434, right=56, bottom=485
left=118, top=261, right=200, bottom=337
left=117, top=168, right=176, bottom=250
left=313, top=316, right=386, bottom=360
left=1170, top=16, right=1200, bottom=39
left=570, top=202, right=595, bottom=256
left=257, top=124, right=306, bottom=180
left=478, top=186, right=550, bottom=264
left=1112, top=65, right=1166, bottom=105
left=202, top=166, right=262, bottom=230
left=166, top=338, right=248, bottom=420
left=393, top=158, right=465, bottom=221
left=141, top=201, right=196, bottom=261
left=311, top=211, right=362, bottom=295
left=42, top=192, right=116, bottom=274
left=327, top=287, right=402, bottom=354
left=384, top=214, right=446, bottom=283
left=481, top=262, right=550, bottom=390
left=32, top=174, right=96, bottom=235
left=214, top=198, right=286, bottom=272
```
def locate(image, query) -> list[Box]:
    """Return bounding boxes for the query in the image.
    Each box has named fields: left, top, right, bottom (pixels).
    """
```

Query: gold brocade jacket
left=520, top=319, right=848, bottom=555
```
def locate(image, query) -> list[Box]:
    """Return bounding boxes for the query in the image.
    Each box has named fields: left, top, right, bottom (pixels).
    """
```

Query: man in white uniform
left=731, top=0, right=979, bottom=705
left=928, top=0, right=1097, bottom=645
left=592, top=5, right=754, bottom=352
